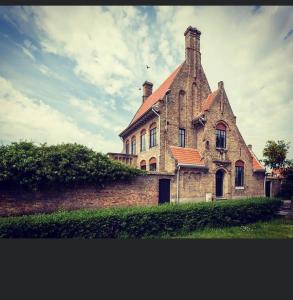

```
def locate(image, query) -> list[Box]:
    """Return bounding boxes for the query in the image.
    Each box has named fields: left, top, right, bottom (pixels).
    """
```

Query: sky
left=0, top=6, right=292, bottom=160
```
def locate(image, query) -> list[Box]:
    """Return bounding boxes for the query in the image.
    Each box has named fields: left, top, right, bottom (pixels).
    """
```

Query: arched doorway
left=215, top=169, right=225, bottom=198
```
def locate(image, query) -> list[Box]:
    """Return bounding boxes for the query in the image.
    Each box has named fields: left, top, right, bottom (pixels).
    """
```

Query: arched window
left=125, top=140, right=129, bottom=154
left=235, top=160, right=244, bottom=187
left=149, top=123, right=157, bottom=148
left=131, top=136, right=136, bottom=155
left=140, top=160, right=146, bottom=170
left=140, top=129, right=146, bottom=152
left=149, top=157, right=157, bottom=171
left=216, top=122, right=226, bottom=149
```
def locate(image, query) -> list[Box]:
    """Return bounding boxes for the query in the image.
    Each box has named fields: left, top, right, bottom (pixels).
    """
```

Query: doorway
left=159, top=179, right=170, bottom=204
left=265, top=181, right=271, bottom=197
left=215, top=169, right=224, bottom=198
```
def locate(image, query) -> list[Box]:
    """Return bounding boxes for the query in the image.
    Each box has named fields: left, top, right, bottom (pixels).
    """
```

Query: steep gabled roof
left=128, top=63, right=183, bottom=127
left=248, top=148, right=265, bottom=172
left=201, top=89, right=219, bottom=113
left=170, top=146, right=205, bottom=165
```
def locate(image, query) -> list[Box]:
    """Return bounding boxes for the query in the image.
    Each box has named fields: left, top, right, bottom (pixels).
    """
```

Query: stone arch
left=214, top=120, right=231, bottom=131
left=215, top=167, right=230, bottom=199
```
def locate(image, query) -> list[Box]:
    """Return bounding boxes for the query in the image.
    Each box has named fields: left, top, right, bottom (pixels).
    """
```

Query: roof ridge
left=120, top=63, right=184, bottom=136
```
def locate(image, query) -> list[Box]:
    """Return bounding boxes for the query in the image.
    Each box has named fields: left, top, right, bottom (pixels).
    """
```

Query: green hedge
left=0, top=141, right=144, bottom=191
left=0, top=197, right=282, bottom=238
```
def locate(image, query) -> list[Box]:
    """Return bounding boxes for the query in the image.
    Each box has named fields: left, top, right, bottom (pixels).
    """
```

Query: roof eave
left=119, top=108, right=157, bottom=138
left=177, top=163, right=208, bottom=170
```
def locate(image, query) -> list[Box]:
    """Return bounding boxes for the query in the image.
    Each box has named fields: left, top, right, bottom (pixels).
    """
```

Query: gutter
left=177, top=163, right=208, bottom=170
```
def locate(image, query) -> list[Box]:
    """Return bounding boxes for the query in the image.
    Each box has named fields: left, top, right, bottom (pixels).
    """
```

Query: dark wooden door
left=159, top=179, right=170, bottom=204
left=265, top=181, right=271, bottom=197
left=216, top=170, right=224, bottom=197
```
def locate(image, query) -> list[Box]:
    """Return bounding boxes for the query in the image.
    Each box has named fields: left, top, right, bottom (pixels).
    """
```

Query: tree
left=263, top=140, right=290, bottom=170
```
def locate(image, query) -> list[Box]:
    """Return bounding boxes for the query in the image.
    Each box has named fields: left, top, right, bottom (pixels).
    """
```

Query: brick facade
left=114, top=25, right=266, bottom=203
left=0, top=174, right=174, bottom=217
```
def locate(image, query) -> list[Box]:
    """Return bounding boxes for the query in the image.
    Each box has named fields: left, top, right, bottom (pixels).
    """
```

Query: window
left=149, top=123, right=157, bottom=148
left=235, top=160, right=244, bottom=187
left=140, top=129, right=146, bottom=152
left=149, top=157, right=157, bottom=171
left=131, top=136, right=136, bottom=155
left=179, top=128, right=185, bottom=147
left=140, top=160, right=146, bottom=170
left=125, top=140, right=129, bottom=154
left=216, top=122, right=226, bottom=149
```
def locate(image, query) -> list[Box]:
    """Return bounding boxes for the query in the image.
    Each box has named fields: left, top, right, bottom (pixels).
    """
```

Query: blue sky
left=0, top=6, right=292, bottom=159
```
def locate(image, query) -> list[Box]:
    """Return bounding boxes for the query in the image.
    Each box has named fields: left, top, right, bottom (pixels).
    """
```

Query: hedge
left=0, top=197, right=282, bottom=238
left=0, top=141, right=144, bottom=191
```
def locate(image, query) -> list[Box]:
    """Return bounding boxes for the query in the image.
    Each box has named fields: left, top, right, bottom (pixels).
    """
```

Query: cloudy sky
left=0, top=6, right=292, bottom=159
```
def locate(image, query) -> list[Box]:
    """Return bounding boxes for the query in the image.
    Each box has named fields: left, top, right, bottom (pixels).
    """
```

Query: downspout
left=176, top=165, right=181, bottom=203
left=164, top=89, right=171, bottom=173
left=151, top=106, right=160, bottom=170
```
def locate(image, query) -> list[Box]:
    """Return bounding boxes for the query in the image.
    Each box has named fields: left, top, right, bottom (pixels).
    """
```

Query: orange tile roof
left=248, top=148, right=265, bottom=171
left=170, top=146, right=204, bottom=165
left=129, top=63, right=183, bottom=126
left=201, top=89, right=219, bottom=112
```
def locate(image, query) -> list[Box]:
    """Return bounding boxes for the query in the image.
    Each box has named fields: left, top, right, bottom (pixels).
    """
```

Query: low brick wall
left=0, top=174, right=174, bottom=217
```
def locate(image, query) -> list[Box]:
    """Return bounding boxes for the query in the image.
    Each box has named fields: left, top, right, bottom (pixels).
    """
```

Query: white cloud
left=69, top=97, right=124, bottom=133
left=0, top=76, right=119, bottom=152
left=2, top=6, right=293, bottom=159
left=153, top=6, right=293, bottom=158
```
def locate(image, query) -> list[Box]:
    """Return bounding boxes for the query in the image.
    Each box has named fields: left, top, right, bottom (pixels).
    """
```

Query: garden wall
left=0, top=173, right=174, bottom=217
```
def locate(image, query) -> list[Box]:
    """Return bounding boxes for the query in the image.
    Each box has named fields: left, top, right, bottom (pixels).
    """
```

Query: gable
left=128, top=63, right=183, bottom=127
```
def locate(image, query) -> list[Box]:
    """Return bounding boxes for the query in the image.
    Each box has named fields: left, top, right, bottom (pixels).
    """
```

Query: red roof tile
left=201, top=89, right=219, bottom=112
left=248, top=148, right=265, bottom=171
left=170, top=146, right=204, bottom=165
left=129, top=63, right=183, bottom=126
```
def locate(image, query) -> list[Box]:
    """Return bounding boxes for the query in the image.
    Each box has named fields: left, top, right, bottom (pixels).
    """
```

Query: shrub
left=278, top=167, right=293, bottom=199
left=0, top=141, right=144, bottom=191
left=0, top=197, right=282, bottom=238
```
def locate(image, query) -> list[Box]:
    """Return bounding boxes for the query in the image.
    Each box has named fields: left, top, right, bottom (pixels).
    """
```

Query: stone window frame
left=178, top=128, right=186, bottom=147
left=214, top=120, right=230, bottom=150
left=140, top=129, right=146, bottom=152
left=140, top=160, right=147, bottom=170
left=149, top=157, right=157, bottom=171
left=131, top=135, right=136, bottom=155
left=149, top=122, right=157, bottom=148
left=125, top=139, right=130, bottom=154
left=235, top=160, right=245, bottom=188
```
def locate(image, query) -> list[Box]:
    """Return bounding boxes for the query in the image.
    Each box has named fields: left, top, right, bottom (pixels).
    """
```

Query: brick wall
left=0, top=174, right=174, bottom=217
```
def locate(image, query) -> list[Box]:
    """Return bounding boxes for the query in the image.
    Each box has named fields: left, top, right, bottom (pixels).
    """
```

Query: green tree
left=263, top=140, right=290, bottom=170
left=0, top=141, right=145, bottom=191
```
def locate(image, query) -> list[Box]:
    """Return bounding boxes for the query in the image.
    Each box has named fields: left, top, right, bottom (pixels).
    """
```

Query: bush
left=0, top=141, right=144, bottom=191
left=278, top=167, right=293, bottom=199
left=0, top=197, right=282, bottom=238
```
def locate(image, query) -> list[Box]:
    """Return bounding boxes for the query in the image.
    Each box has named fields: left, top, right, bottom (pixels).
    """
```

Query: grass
left=161, top=217, right=293, bottom=239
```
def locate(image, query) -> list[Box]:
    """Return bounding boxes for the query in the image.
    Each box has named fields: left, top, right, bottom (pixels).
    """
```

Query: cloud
left=1, top=6, right=292, bottom=159
left=68, top=96, right=124, bottom=133
left=153, top=6, right=293, bottom=158
left=0, top=76, right=119, bottom=152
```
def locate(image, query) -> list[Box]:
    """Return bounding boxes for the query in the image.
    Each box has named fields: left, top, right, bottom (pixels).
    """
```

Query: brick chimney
left=184, top=26, right=201, bottom=77
left=142, top=81, right=153, bottom=103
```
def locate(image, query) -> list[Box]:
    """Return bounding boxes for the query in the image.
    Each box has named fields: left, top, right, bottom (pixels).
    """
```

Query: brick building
left=108, top=26, right=266, bottom=203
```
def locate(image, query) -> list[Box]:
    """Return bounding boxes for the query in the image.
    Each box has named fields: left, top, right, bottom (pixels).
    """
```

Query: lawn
left=162, top=217, right=293, bottom=239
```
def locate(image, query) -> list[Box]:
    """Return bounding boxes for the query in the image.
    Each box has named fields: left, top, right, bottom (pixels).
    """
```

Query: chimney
left=184, top=26, right=201, bottom=77
left=142, top=81, right=153, bottom=103
left=218, top=81, right=224, bottom=89
left=248, top=144, right=252, bottom=150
